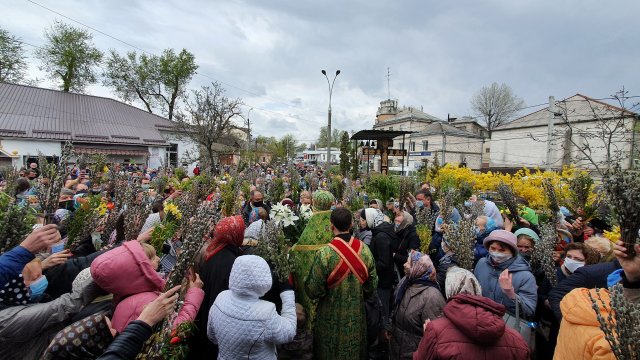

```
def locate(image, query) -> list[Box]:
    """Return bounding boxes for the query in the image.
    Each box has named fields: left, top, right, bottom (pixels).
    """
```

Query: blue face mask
left=29, top=276, right=48, bottom=301
left=415, top=200, right=424, bottom=209
left=464, top=200, right=472, bottom=207
left=330, top=205, right=336, bottom=210
left=436, top=217, right=444, bottom=226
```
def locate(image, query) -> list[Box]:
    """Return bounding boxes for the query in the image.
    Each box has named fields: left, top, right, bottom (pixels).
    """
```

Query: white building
left=490, top=94, right=639, bottom=172
left=302, top=147, right=340, bottom=164
left=369, top=99, right=486, bottom=173
left=0, top=83, right=201, bottom=170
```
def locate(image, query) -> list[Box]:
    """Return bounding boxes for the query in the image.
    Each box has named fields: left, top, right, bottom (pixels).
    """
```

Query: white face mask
left=563, top=257, right=585, bottom=273
left=489, top=251, right=513, bottom=264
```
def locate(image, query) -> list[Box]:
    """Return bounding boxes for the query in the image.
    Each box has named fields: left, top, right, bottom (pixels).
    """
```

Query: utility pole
left=546, top=96, right=555, bottom=171
left=246, top=107, right=253, bottom=155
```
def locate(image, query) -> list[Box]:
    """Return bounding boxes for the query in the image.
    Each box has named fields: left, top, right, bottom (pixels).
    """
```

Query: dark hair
left=152, top=199, right=164, bottom=213
left=330, top=208, right=352, bottom=232
left=414, top=189, right=430, bottom=198
left=15, top=178, right=31, bottom=195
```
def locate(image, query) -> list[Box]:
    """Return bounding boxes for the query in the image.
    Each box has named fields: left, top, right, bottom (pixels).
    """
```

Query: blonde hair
left=584, top=235, right=615, bottom=262
left=22, top=259, right=43, bottom=284
left=141, top=243, right=157, bottom=260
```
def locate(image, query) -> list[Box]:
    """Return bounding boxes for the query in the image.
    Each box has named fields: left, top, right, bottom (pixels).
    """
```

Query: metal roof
left=350, top=129, right=414, bottom=140
left=0, top=83, right=173, bottom=145
left=494, top=94, right=638, bottom=131
left=412, top=121, right=484, bottom=138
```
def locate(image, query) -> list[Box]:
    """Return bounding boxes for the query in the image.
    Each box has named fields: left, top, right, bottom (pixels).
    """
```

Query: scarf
left=206, top=215, right=245, bottom=261
left=394, top=251, right=437, bottom=308
left=43, top=313, right=114, bottom=360
left=396, top=211, right=413, bottom=232
left=364, top=208, right=385, bottom=229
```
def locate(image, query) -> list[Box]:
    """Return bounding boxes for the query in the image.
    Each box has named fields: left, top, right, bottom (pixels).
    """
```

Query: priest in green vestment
left=304, top=208, right=378, bottom=360
left=290, top=190, right=336, bottom=327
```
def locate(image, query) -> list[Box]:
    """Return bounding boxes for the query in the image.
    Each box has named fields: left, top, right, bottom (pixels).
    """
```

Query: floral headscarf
left=312, top=190, right=335, bottom=211
left=394, top=251, right=437, bottom=308
left=206, top=215, right=245, bottom=261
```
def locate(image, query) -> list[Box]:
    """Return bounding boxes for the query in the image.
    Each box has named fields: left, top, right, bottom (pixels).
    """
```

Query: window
left=389, top=126, right=394, bottom=131
left=485, top=147, right=490, bottom=154
left=422, top=140, right=428, bottom=150
left=166, top=143, right=178, bottom=167
left=410, top=142, right=416, bottom=151
left=388, top=159, right=394, bottom=167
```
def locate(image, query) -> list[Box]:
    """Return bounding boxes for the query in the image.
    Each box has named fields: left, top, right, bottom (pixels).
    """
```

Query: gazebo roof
left=350, top=129, right=414, bottom=141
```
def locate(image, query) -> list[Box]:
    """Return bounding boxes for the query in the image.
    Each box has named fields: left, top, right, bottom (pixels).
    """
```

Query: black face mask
left=59, top=200, right=75, bottom=211
left=252, top=201, right=264, bottom=208
left=520, top=252, right=532, bottom=263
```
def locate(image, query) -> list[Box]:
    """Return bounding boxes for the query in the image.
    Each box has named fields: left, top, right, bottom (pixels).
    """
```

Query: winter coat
left=0, top=245, right=34, bottom=286
left=393, top=224, right=421, bottom=278
left=207, top=255, right=296, bottom=360
left=548, top=260, right=620, bottom=321
left=97, top=320, right=152, bottom=360
left=0, top=272, right=97, bottom=360
left=428, top=232, right=444, bottom=264
left=390, top=284, right=445, bottom=360
left=553, top=288, right=614, bottom=360
left=370, top=222, right=399, bottom=289
left=90, top=241, right=204, bottom=333
left=413, top=294, right=530, bottom=360
left=436, top=254, right=458, bottom=297
left=190, top=245, right=241, bottom=360
left=474, top=254, right=537, bottom=318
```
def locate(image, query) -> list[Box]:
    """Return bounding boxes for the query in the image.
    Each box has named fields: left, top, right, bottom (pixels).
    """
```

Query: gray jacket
left=0, top=275, right=99, bottom=360
left=390, top=283, right=445, bottom=360
left=474, top=254, right=537, bottom=318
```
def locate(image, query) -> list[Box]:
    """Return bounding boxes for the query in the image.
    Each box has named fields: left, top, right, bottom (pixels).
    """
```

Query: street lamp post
left=321, top=69, right=340, bottom=169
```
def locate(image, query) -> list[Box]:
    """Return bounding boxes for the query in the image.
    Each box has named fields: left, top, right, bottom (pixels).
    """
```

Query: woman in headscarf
left=190, top=215, right=245, bottom=360
left=390, top=251, right=445, bottom=360
left=393, top=211, right=421, bottom=278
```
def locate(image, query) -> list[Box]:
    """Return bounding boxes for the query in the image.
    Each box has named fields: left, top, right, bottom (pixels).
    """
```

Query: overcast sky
left=4, top=0, right=640, bottom=144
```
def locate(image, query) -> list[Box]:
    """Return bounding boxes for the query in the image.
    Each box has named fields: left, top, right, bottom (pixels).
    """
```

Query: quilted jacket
left=207, top=255, right=296, bottom=360
left=554, top=288, right=615, bottom=360
left=91, top=240, right=204, bottom=333
left=413, top=294, right=530, bottom=360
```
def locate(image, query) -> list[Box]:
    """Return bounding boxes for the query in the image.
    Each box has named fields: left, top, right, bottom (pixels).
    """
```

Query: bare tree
left=471, top=82, right=525, bottom=138
left=554, top=89, right=639, bottom=176
left=173, top=82, right=243, bottom=173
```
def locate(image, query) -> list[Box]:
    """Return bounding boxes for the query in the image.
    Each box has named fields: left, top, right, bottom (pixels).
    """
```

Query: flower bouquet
left=150, top=202, right=183, bottom=256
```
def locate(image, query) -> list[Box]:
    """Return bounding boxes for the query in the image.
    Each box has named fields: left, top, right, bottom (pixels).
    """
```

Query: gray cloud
left=5, top=0, right=640, bottom=144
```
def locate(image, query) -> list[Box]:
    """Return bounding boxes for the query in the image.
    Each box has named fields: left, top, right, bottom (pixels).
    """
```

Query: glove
left=278, top=273, right=294, bottom=293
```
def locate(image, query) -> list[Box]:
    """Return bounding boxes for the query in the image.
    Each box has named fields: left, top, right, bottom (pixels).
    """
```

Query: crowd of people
left=0, top=160, right=638, bottom=360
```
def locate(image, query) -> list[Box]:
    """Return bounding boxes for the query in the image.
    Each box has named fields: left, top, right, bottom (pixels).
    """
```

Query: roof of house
left=412, top=121, right=484, bottom=139
left=373, top=106, right=441, bottom=128
left=494, top=94, right=638, bottom=131
left=0, top=83, right=174, bottom=146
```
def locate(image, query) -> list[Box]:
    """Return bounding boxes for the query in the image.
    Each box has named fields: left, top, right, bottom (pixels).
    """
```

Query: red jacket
left=413, top=294, right=529, bottom=360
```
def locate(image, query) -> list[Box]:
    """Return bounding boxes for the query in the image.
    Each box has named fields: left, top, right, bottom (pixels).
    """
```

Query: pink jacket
left=91, top=241, right=204, bottom=333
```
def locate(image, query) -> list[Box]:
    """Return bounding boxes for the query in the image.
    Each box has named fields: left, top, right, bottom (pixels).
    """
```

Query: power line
left=24, top=0, right=328, bottom=121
